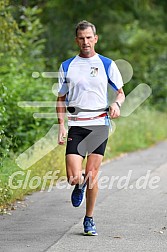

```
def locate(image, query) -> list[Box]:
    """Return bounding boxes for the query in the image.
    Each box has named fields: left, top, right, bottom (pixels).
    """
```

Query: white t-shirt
left=58, top=53, right=123, bottom=126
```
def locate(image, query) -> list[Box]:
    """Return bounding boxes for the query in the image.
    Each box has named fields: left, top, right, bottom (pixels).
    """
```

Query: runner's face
left=76, top=27, right=98, bottom=57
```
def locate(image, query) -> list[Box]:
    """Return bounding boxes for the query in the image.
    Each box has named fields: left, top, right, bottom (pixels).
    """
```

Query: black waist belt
left=67, top=106, right=109, bottom=115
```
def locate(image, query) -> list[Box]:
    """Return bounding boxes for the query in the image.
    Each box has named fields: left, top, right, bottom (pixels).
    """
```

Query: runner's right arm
left=56, top=95, right=67, bottom=145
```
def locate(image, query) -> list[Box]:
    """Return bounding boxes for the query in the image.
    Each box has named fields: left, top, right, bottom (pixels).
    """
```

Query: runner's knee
left=67, top=175, right=80, bottom=185
left=85, top=169, right=98, bottom=186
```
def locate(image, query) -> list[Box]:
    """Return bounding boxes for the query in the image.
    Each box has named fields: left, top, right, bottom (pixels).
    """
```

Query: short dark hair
left=75, top=20, right=96, bottom=36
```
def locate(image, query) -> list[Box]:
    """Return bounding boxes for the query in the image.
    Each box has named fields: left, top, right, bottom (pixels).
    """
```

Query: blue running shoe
left=83, top=217, right=98, bottom=236
left=71, top=177, right=87, bottom=207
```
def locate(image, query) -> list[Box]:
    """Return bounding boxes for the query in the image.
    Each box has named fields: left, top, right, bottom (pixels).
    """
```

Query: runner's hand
left=109, top=103, right=121, bottom=119
left=58, top=125, right=67, bottom=145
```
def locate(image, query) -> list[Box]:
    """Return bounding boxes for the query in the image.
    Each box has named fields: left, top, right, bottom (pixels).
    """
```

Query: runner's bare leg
left=85, top=153, right=103, bottom=217
left=66, top=154, right=84, bottom=185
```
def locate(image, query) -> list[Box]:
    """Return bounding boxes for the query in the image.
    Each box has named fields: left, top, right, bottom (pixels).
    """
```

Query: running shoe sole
left=83, top=231, right=98, bottom=236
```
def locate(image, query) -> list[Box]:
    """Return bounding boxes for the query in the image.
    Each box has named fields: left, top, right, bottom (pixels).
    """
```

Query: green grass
left=105, top=107, right=167, bottom=160
left=0, top=107, right=167, bottom=211
left=0, top=146, right=67, bottom=212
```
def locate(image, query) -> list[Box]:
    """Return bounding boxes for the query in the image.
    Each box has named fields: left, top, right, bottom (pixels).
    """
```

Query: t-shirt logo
left=90, top=67, right=98, bottom=77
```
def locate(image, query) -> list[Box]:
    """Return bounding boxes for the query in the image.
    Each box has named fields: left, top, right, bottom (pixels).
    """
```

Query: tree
left=0, top=1, right=49, bottom=166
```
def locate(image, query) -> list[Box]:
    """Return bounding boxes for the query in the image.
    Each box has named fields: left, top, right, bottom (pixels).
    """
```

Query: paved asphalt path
left=0, top=140, right=167, bottom=252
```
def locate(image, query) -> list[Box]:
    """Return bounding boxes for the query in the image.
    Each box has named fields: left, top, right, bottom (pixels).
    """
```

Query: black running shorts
left=66, top=126, right=109, bottom=158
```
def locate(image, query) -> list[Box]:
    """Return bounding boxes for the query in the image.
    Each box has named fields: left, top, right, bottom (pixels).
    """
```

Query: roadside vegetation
left=1, top=107, right=166, bottom=212
left=0, top=0, right=167, bottom=212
